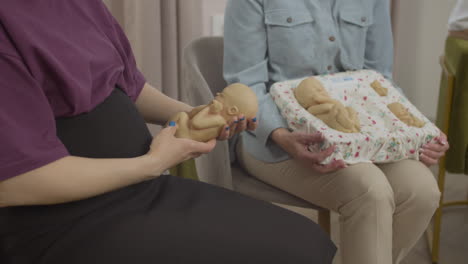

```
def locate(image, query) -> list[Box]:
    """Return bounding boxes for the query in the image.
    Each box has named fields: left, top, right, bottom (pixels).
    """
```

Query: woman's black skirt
left=0, top=88, right=335, bottom=264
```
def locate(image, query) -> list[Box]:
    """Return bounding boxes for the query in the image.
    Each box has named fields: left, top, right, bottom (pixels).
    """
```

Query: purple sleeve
left=101, top=4, right=147, bottom=102
left=0, top=54, right=69, bottom=181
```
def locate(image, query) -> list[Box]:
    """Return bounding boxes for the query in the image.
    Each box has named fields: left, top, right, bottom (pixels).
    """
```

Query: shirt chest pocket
left=338, top=8, right=374, bottom=68
left=264, top=10, right=317, bottom=66
left=340, top=10, right=374, bottom=34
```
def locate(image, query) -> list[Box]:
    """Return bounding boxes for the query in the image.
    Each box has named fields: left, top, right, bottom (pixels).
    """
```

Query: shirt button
left=287, top=17, right=293, bottom=23
left=327, top=65, right=333, bottom=71
left=329, top=36, right=336, bottom=42
left=361, top=17, right=367, bottom=23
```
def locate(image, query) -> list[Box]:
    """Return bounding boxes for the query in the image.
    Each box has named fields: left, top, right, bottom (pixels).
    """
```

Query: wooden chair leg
left=429, top=56, right=454, bottom=264
left=430, top=158, right=448, bottom=264
left=428, top=160, right=468, bottom=264
left=318, top=210, right=331, bottom=235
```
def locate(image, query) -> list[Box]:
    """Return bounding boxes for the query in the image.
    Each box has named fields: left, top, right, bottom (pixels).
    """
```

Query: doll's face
left=307, top=83, right=331, bottom=105
left=214, top=83, right=258, bottom=119
left=214, top=94, right=240, bottom=117
left=389, top=103, right=410, bottom=119
left=311, top=84, right=329, bottom=98
left=394, top=105, right=406, bottom=115
left=210, top=98, right=224, bottom=113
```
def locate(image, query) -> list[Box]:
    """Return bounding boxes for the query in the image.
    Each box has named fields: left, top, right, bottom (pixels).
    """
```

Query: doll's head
left=388, top=102, right=411, bottom=120
left=295, top=77, right=333, bottom=108
left=214, top=83, right=258, bottom=120
left=370, top=80, right=388, bottom=96
left=388, top=102, right=425, bottom=128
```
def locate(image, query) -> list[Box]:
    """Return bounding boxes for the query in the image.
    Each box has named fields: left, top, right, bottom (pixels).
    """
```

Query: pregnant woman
left=0, top=1, right=336, bottom=263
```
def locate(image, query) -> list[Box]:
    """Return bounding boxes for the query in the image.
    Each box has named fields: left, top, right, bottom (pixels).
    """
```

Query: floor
left=281, top=167, right=468, bottom=264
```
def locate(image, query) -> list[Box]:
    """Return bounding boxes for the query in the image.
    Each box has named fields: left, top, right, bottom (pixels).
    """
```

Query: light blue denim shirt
left=223, top=0, right=398, bottom=163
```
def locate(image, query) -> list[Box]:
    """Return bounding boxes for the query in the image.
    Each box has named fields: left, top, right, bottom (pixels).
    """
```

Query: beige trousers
left=236, top=140, right=440, bottom=264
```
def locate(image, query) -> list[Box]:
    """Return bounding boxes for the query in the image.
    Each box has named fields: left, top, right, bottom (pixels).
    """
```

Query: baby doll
left=387, top=102, right=425, bottom=128
left=370, top=80, right=388, bottom=96
left=294, top=77, right=361, bottom=133
left=170, top=83, right=258, bottom=142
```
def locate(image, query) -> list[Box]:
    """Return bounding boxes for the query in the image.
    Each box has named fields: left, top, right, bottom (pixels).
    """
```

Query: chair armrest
left=180, top=49, right=214, bottom=106
left=180, top=38, right=233, bottom=189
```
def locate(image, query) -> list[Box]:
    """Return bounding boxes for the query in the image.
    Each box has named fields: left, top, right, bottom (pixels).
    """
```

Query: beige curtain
left=104, top=0, right=400, bottom=96
left=102, top=0, right=204, bottom=100
left=103, top=0, right=206, bottom=180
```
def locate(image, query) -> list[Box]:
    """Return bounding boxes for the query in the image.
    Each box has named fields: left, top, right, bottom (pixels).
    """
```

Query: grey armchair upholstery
left=180, top=36, right=331, bottom=233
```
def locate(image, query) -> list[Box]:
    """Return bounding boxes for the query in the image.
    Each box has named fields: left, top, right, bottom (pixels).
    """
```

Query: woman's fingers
left=296, top=144, right=337, bottom=166
left=190, top=153, right=203, bottom=159
left=235, top=116, right=247, bottom=134
left=299, top=131, right=325, bottom=145
left=416, top=132, right=450, bottom=167
left=228, top=117, right=239, bottom=138
left=420, top=153, right=438, bottom=167
left=422, top=143, right=446, bottom=153
left=310, top=159, right=347, bottom=174
left=419, top=138, right=450, bottom=165
left=293, top=134, right=345, bottom=173
left=305, top=145, right=336, bottom=163
left=149, top=124, right=216, bottom=171
left=163, top=122, right=178, bottom=134
left=228, top=116, right=246, bottom=138
left=247, top=117, right=257, bottom=131
left=420, top=148, right=444, bottom=160
left=216, top=115, right=254, bottom=141
left=189, top=139, right=217, bottom=154
left=218, top=125, right=231, bottom=140
left=435, top=132, right=450, bottom=152
left=437, top=132, right=449, bottom=145
left=217, top=116, right=257, bottom=140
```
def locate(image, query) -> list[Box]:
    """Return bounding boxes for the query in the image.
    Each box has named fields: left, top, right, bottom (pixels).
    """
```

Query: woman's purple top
left=0, top=0, right=146, bottom=181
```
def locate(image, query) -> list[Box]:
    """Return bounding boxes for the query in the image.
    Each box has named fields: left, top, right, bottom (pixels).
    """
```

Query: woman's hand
left=271, top=128, right=347, bottom=173
left=419, top=132, right=450, bottom=167
left=146, top=124, right=216, bottom=173
left=217, top=115, right=258, bottom=141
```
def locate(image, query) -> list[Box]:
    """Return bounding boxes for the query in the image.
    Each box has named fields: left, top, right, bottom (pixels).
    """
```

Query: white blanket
left=270, top=70, right=441, bottom=164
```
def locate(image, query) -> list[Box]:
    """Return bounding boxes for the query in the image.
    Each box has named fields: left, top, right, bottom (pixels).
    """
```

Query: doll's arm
left=188, top=105, right=208, bottom=118
left=307, top=104, right=334, bottom=115
left=191, top=106, right=227, bottom=130
left=335, top=106, right=355, bottom=129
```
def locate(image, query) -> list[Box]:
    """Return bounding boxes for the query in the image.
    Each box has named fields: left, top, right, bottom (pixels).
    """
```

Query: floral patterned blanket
left=270, top=70, right=440, bottom=164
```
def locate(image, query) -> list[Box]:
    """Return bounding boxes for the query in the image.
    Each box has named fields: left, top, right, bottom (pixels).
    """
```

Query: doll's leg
left=345, top=106, right=361, bottom=131
left=307, top=103, right=334, bottom=115
left=171, top=112, right=191, bottom=139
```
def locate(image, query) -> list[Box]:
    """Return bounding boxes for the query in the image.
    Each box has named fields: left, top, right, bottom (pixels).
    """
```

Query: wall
left=393, top=0, right=457, bottom=120
left=105, top=0, right=456, bottom=122
left=179, top=0, right=227, bottom=47
left=188, top=0, right=457, bottom=121
left=201, top=0, right=228, bottom=35
left=194, top=0, right=459, bottom=122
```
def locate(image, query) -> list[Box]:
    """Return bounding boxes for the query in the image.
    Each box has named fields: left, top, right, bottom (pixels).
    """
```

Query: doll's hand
left=419, top=132, right=449, bottom=167
left=217, top=115, right=258, bottom=141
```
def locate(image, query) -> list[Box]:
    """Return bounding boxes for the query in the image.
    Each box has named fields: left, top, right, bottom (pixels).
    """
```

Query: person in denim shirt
left=224, top=0, right=449, bottom=263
